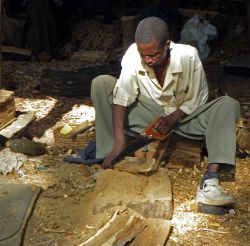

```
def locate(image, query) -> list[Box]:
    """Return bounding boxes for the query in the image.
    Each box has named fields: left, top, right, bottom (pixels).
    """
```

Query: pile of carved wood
left=69, top=20, right=122, bottom=63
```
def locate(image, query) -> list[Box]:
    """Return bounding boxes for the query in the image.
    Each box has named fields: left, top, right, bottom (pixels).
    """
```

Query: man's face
left=137, top=39, right=169, bottom=68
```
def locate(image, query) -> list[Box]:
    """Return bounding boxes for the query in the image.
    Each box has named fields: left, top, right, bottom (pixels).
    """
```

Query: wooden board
left=91, top=169, right=173, bottom=220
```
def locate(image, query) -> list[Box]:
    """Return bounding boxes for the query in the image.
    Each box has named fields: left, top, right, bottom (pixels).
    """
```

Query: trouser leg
left=91, top=75, right=116, bottom=158
left=176, top=96, right=241, bottom=166
left=91, top=75, right=165, bottom=158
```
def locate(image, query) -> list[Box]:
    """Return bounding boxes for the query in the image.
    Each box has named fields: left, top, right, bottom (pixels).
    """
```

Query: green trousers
left=91, top=75, right=241, bottom=166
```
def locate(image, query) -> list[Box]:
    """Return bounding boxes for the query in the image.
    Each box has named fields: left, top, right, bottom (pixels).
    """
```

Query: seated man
left=91, top=17, right=240, bottom=206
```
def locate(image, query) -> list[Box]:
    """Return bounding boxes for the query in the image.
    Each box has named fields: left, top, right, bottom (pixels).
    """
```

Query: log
left=92, top=169, right=173, bottom=220
left=40, top=63, right=121, bottom=98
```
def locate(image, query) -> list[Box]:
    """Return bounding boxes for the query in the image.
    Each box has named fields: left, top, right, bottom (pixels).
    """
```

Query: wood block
left=164, top=134, right=201, bottom=168
left=0, top=90, right=16, bottom=131
left=92, top=169, right=173, bottom=220
left=135, top=134, right=201, bottom=168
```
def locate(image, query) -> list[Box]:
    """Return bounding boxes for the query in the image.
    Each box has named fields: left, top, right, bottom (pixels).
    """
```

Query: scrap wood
left=79, top=207, right=147, bottom=246
left=114, top=157, right=158, bottom=174
left=0, top=111, right=36, bottom=139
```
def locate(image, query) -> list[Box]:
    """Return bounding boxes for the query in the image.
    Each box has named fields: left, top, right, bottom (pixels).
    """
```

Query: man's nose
left=144, top=56, right=152, bottom=64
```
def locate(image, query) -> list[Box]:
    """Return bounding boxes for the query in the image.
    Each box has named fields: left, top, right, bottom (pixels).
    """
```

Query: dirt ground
left=1, top=60, right=250, bottom=246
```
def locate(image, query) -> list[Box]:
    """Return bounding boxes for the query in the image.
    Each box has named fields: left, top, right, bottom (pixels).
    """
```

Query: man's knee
left=219, top=96, right=241, bottom=119
left=91, top=75, right=117, bottom=100
left=91, top=75, right=117, bottom=91
left=221, top=96, right=240, bottom=110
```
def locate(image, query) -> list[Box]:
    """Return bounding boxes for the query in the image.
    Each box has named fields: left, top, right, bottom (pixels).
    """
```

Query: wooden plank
left=0, top=111, right=36, bottom=138
left=2, top=46, right=32, bottom=56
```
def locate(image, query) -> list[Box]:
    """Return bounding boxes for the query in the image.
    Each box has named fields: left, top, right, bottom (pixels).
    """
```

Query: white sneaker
left=196, top=178, right=235, bottom=206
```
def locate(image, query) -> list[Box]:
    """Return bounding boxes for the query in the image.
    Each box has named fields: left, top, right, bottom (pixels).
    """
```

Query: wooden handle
left=142, top=117, right=173, bottom=140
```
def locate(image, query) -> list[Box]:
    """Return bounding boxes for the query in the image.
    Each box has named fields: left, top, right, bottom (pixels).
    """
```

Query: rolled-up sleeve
left=179, top=49, right=209, bottom=115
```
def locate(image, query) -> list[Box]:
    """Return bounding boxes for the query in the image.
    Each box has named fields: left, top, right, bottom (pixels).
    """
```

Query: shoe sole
left=197, top=202, right=235, bottom=215
left=196, top=196, right=235, bottom=206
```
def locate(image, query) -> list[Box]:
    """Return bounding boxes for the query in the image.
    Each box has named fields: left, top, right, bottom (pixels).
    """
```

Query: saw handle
left=142, top=116, right=173, bottom=140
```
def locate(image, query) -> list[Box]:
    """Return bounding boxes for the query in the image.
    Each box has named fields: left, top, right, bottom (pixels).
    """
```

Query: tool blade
left=111, top=135, right=156, bottom=165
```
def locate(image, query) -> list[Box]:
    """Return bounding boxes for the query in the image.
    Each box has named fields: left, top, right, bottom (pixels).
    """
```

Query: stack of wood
left=40, top=63, right=121, bottom=98
left=70, top=20, right=122, bottom=62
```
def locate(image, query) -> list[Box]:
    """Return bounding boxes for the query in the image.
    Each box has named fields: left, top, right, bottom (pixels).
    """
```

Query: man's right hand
left=102, top=141, right=126, bottom=169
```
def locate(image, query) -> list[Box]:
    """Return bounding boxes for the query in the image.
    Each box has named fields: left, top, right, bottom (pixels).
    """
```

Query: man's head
left=135, top=17, right=170, bottom=68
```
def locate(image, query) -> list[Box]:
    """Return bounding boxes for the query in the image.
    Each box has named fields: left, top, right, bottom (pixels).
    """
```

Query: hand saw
left=111, top=116, right=173, bottom=166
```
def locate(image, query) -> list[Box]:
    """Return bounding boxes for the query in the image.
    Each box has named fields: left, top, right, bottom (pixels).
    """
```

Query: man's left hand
left=153, top=109, right=187, bottom=135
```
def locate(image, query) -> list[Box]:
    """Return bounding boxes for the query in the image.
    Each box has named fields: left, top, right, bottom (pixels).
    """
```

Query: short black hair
left=135, top=17, right=169, bottom=47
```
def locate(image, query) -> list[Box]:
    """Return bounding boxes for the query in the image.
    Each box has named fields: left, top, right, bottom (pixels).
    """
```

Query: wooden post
left=0, top=0, right=2, bottom=89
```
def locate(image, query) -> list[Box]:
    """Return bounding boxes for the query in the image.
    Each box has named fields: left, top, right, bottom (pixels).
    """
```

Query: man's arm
left=102, top=104, right=127, bottom=169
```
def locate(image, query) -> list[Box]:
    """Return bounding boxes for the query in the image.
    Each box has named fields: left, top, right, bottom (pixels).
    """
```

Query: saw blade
left=110, top=135, right=156, bottom=166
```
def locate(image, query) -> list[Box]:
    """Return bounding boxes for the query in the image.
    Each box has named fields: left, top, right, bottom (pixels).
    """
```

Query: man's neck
left=153, top=58, right=170, bottom=87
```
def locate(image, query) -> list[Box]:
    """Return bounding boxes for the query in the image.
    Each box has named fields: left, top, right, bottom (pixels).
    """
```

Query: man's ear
left=165, top=40, right=171, bottom=49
